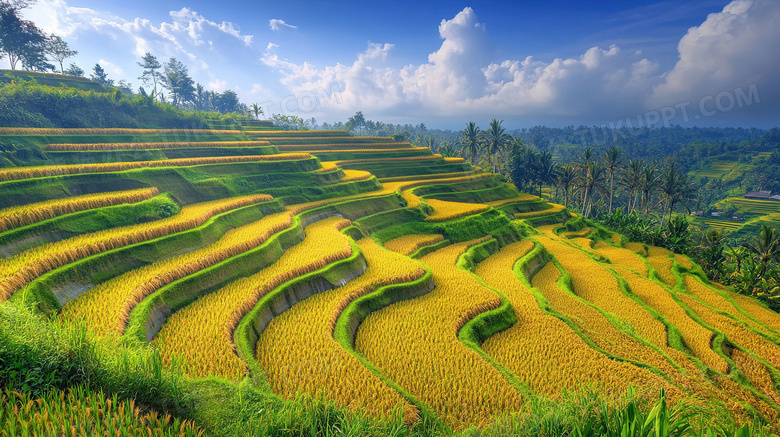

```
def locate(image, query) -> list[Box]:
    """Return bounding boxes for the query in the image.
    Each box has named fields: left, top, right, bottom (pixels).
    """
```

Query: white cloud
left=25, top=0, right=106, bottom=37
left=263, top=4, right=778, bottom=124
left=400, top=7, right=493, bottom=104
left=269, top=19, right=297, bottom=31
left=98, top=59, right=124, bottom=77
left=27, top=1, right=254, bottom=60
left=262, top=41, right=403, bottom=112
left=208, top=79, right=228, bottom=92
left=649, top=0, right=780, bottom=111
left=266, top=42, right=279, bottom=51
left=250, top=83, right=263, bottom=94
left=162, top=8, right=253, bottom=47
left=263, top=8, right=657, bottom=119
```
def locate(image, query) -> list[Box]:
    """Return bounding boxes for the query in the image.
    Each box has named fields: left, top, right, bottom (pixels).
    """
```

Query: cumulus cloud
left=269, top=19, right=297, bottom=31
left=262, top=42, right=402, bottom=112
left=400, top=7, right=493, bottom=104
left=649, top=0, right=780, bottom=111
left=164, top=8, right=253, bottom=47
left=263, top=7, right=657, bottom=119
left=263, top=3, right=779, bottom=124
left=27, top=0, right=254, bottom=60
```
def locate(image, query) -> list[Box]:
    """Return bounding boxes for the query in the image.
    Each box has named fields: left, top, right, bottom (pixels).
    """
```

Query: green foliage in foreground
left=1, top=385, right=204, bottom=436
left=2, top=285, right=775, bottom=436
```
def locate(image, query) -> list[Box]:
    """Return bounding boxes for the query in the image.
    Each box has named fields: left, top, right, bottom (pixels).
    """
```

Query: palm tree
left=574, top=148, right=595, bottom=207
left=460, top=122, right=483, bottom=165
left=534, top=151, right=555, bottom=198
left=557, top=164, right=576, bottom=207
left=748, top=225, right=780, bottom=279
left=439, top=142, right=457, bottom=157
left=658, top=163, right=695, bottom=224
left=427, top=137, right=440, bottom=152
left=603, top=146, right=623, bottom=214
left=194, top=83, right=206, bottom=111
left=482, top=119, right=512, bottom=173
left=581, top=148, right=594, bottom=166
left=578, top=162, right=607, bottom=218
left=659, top=164, right=680, bottom=224
left=620, top=160, right=643, bottom=213
left=250, top=103, right=264, bottom=120
left=640, top=164, right=661, bottom=217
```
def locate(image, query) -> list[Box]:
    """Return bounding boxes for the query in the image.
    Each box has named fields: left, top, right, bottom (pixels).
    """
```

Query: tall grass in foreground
left=0, top=302, right=185, bottom=412
left=0, top=386, right=204, bottom=436
left=462, top=388, right=767, bottom=437
left=0, top=301, right=774, bottom=437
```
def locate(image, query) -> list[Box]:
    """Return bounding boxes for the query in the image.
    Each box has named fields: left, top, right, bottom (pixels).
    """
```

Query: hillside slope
left=1, top=124, right=779, bottom=435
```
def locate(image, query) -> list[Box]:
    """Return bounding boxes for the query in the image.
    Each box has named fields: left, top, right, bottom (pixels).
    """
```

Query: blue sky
left=17, top=0, right=780, bottom=129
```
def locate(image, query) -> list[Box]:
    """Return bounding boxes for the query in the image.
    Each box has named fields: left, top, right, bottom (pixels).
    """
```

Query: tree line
left=0, top=0, right=261, bottom=117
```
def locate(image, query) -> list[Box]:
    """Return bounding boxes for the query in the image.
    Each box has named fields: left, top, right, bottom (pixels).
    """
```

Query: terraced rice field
left=696, top=217, right=744, bottom=231
left=717, top=198, right=780, bottom=215
left=354, top=239, right=523, bottom=429
left=3, top=126, right=780, bottom=433
left=257, top=238, right=424, bottom=422
left=384, top=234, right=446, bottom=256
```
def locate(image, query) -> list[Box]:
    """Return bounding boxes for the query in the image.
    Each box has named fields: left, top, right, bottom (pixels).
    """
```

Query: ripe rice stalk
left=383, top=234, right=445, bottom=256
left=0, top=195, right=268, bottom=301
left=0, top=386, right=204, bottom=436
left=0, top=187, right=159, bottom=232
left=257, top=238, right=425, bottom=423
left=354, top=237, right=523, bottom=430
left=153, top=217, right=353, bottom=381
left=0, top=154, right=311, bottom=182
left=45, top=141, right=271, bottom=151
left=275, top=142, right=412, bottom=151
left=479, top=242, right=670, bottom=398
left=423, top=198, right=489, bottom=222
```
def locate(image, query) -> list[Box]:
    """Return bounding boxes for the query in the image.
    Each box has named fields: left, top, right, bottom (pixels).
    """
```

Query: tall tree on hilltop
left=162, top=57, right=195, bottom=107
left=482, top=119, right=512, bottom=173
left=658, top=162, right=696, bottom=225
left=604, top=146, right=623, bottom=214
left=138, top=52, right=162, bottom=100
left=534, top=150, right=555, bottom=198
left=194, top=83, right=207, bottom=111
left=0, top=1, right=50, bottom=71
left=659, top=163, right=681, bottom=224
left=214, top=90, right=241, bottom=113
left=460, top=121, right=482, bottom=165
left=90, top=63, right=113, bottom=86
left=63, top=62, right=83, bottom=77
left=580, top=147, right=594, bottom=166
left=45, top=34, right=77, bottom=73
left=345, top=111, right=366, bottom=133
